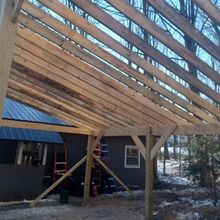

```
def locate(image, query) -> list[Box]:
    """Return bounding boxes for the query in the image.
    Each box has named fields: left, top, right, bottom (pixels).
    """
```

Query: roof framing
left=0, top=0, right=219, bottom=136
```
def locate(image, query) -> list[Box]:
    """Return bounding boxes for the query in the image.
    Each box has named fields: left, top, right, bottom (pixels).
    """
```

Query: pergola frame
left=1, top=0, right=220, bottom=219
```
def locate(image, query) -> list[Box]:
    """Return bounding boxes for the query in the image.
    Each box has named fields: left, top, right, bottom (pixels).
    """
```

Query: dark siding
left=61, top=133, right=87, bottom=167
left=104, top=136, right=145, bottom=189
left=57, top=134, right=145, bottom=189
left=0, top=165, right=44, bottom=201
left=0, top=140, right=17, bottom=164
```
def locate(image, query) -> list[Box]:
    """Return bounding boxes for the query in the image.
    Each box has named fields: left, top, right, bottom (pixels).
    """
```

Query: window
left=124, top=145, right=140, bottom=168
left=16, top=142, right=48, bottom=166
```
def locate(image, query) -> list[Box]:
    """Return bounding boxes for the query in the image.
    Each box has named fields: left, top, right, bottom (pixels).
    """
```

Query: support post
left=145, top=126, right=154, bottom=220
left=82, top=130, right=105, bottom=206
left=0, top=0, right=17, bottom=119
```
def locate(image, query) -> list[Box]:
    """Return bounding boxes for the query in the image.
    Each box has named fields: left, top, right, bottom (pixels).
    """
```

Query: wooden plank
left=0, top=0, right=17, bottom=119
left=192, top=0, right=220, bottom=26
left=16, top=28, right=177, bottom=125
left=146, top=0, right=220, bottom=62
left=10, top=69, right=126, bottom=128
left=82, top=131, right=105, bottom=206
left=145, top=126, right=154, bottom=220
left=93, top=154, right=133, bottom=195
left=13, top=54, right=146, bottom=127
left=15, top=31, right=180, bottom=126
left=130, top=134, right=146, bottom=160
left=9, top=77, right=118, bottom=129
left=104, top=0, right=220, bottom=84
left=152, top=123, right=220, bottom=136
left=0, top=119, right=94, bottom=135
left=54, top=0, right=220, bottom=108
left=10, top=67, right=133, bottom=128
left=105, top=123, right=220, bottom=136
left=11, top=0, right=24, bottom=23
left=30, top=155, right=87, bottom=207
left=18, top=13, right=206, bottom=124
left=7, top=87, right=96, bottom=130
left=150, top=125, right=177, bottom=160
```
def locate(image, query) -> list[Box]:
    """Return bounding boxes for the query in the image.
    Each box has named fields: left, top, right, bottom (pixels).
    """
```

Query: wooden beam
left=10, top=67, right=130, bottom=128
left=130, top=134, right=146, bottom=160
left=93, top=154, right=133, bottom=195
left=30, top=155, right=87, bottom=207
left=145, top=126, right=155, bottom=220
left=146, top=0, right=220, bottom=62
left=82, top=130, right=105, bottom=206
left=0, top=119, right=94, bottom=135
left=104, top=0, right=220, bottom=84
left=16, top=28, right=176, bottom=125
left=152, top=123, right=220, bottom=136
left=11, top=0, right=24, bottom=23
left=105, top=123, right=220, bottom=136
left=8, top=78, right=115, bottom=129
left=7, top=87, right=96, bottom=130
left=61, top=0, right=220, bottom=106
left=0, top=0, right=17, bottom=119
left=150, top=125, right=177, bottom=160
left=18, top=12, right=206, bottom=124
left=192, top=0, right=220, bottom=26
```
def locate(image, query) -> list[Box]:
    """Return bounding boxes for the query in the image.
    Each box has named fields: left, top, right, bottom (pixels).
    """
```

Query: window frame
left=124, top=145, right=140, bottom=169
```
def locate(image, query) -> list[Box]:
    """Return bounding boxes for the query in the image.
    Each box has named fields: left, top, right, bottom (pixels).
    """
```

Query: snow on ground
left=176, top=212, right=200, bottom=220
left=157, top=159, right=192, bottom=186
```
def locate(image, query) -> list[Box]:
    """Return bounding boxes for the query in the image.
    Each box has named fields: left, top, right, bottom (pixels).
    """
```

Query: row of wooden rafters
left=7, top=0, right=220, bottom=133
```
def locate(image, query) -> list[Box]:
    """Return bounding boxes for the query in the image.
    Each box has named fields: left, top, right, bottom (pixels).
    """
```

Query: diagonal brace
left=131, top=134, right=146, bottom=160
left=93, top=154, right=133, bottom=196
left=150, top=125, right=177, bottom=160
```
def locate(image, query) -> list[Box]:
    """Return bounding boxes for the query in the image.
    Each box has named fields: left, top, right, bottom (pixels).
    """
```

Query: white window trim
left=124, top=145, right=140, bottom=169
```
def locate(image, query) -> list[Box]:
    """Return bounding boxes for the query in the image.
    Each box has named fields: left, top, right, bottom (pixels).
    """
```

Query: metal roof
left=0, top=99, right=65, bottom=144
left=3, top=98, right=68, bottom=126
left=0, top=127, right=64, bottom=144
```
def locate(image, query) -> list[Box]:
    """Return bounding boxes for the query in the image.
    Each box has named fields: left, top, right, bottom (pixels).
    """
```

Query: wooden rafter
left=67, top=0, right=220, bottom=106
left=7, top=88, right=96, bottom=130
left=15, top=27, right=182, bottom=125
left=10, top=68, right=128, bottom=128
left=18, top=11, right=208, bottom=124
left=104, top=0, right=220, bottom=84
left=146, top=0, right=220, bottom=62
left=192, top=0, right=220, bottom=26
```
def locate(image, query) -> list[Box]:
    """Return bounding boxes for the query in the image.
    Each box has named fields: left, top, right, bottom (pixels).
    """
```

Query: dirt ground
left=0, top=185, right=220, bottom=220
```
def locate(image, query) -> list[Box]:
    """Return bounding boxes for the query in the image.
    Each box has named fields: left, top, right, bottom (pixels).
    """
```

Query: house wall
left=0, top=139, right=46, bottom=201
left=0, top=165, right=44, bottom=201
left=103, top=136, right=145, bottom=189
left=61, top=133, right=87, bottom=167
left=0, top=139, right=18, bottom=164
left=58, top=134, right=145, bottom=189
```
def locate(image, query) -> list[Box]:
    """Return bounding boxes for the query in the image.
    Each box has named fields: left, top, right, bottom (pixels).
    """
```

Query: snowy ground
left=0, top=160, right=219, bottom=220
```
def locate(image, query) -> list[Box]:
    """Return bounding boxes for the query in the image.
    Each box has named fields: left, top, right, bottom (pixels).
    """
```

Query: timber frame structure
left=0, top=0, right=220, bottom=219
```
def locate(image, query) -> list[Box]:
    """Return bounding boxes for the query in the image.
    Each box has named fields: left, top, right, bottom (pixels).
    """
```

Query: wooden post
left=0, top=0, right=17, bottom=119
left=82, top=130, right=105, bottom=206
left=145, top=126, right=154, bottom=220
